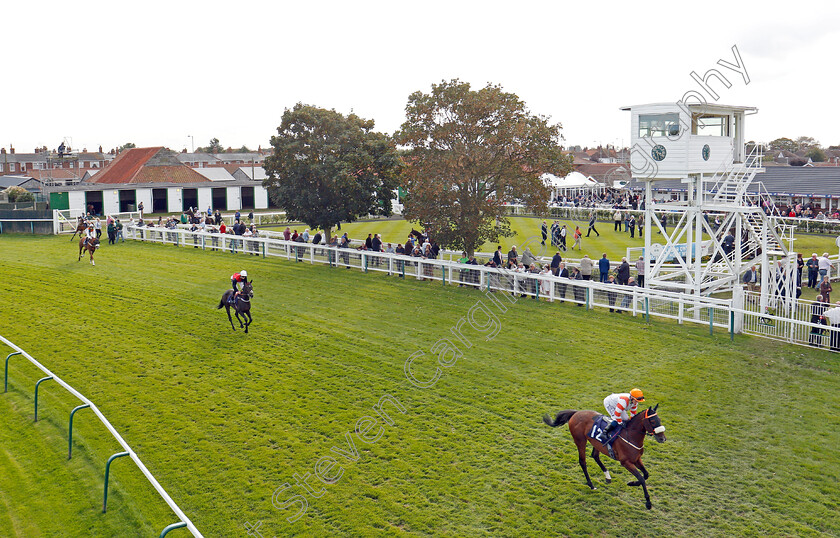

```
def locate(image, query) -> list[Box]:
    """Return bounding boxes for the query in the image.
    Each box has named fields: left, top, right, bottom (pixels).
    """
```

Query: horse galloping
left=78, top=237, right=100, bottom=265
left=217, top=280, right=253, bottom=333
left=71, top=220, right=87, bottom=241
left=543, top=404, right=666, bottom=509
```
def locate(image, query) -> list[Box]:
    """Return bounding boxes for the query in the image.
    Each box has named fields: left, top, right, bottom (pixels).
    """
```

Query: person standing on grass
left=579, top=255, right=593, bottom=281
left=818, top=252, right=832, bottom=280
left=550, top=251, right=562, bottom=276
left=617, top=257, right=630, bottom=286
left=559, top=224, right=568, bottom=251
left=809, top=295, right=828, bottom=347
left=613, top=209, right=622, bottom=231
left=107, top=219, right=116, bottom=245
left=598, top=253, right=610, bottom=283
left=629, top=215, right=636, bottom=238
left=587, top=213, right=600, bottom=237
left=820, top=275, right=832, bottom=304
left=507, top=245, right=518, bottom=269
left=573, top=226, right=582, bottom=250
left=806, top=253, right=820, bottom=289
left=635, top=256, right=645, bottom=288
left=823, top=301, right=840, bottom=352
left=541, top=220, right=548, bottom=246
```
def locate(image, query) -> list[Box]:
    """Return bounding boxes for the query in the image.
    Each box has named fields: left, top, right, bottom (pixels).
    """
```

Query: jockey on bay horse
left=543, top=388, right=666, bottom=510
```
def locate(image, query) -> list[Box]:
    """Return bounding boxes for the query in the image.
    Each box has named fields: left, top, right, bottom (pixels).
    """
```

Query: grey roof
left=627, top=166, right=840, bottom=197
left=176, top=153, right=220, bottom=163
left=193, top=167, right=235, bottom=181
left=233, top=166, right=267, bottom=180
left=212, top=153, right=264, bottom=162
left=0, top=152, right=48, bottom=163
left=0, top=175, right=40, bottom=188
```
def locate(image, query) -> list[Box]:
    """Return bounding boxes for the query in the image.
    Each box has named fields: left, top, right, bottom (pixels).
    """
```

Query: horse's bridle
left=643, top=408, right=666, bottom=436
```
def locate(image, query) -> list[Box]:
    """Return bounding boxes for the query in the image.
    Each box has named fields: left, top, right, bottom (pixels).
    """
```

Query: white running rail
left=0, top=335, right=203, bottom=537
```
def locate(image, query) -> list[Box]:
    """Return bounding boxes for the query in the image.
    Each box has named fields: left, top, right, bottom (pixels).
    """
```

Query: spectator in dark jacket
left=617, top=257, right=631, bottom=285
left=550, top=252, right=562, bottom=276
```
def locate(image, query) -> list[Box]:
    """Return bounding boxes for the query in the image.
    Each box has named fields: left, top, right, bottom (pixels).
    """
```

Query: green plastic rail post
left=103, top=451, right=130, bottom=512
left=442, top=265, right=446, bottom=286
left=645, top=297, right=650, bottom=323
left=34, top=376, right=53, bottom=422
left=68, top=404, right=91, bottom=459
left=730, top=310, right=735, bottom=341
left=585, top=287, right=590, bottom=309
left=160, top=521, right=188, bottom=537
left=4, top=351, right=21, bottom=392
left=709, top=307, right=714, bottom=336
left=364, top=254, right=367, bottom=272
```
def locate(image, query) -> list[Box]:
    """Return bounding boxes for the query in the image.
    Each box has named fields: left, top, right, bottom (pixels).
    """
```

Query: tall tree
left=806, top=147, right=826, bottom=162
left=768, top=137, right=796, bottom=152
left=264, top=104, right=403, bottom=242
left=795, top=136, right=819, bottom=151
left=396, top=79, right=571, bottom=256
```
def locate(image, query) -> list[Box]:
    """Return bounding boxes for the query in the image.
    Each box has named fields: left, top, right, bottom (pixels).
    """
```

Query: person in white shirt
left=818, top=253, right=832, bottom=279
left=822, top=302, right=840, bottom=352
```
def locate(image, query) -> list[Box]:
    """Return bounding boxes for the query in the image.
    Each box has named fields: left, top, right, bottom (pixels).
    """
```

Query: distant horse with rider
left=78, top=236, right=100, bottom=265
left=543, top=404, right=666, bottom=509
left=217, top=280, right=254, bottom=333
left=70, top=217, right=87, bottom=241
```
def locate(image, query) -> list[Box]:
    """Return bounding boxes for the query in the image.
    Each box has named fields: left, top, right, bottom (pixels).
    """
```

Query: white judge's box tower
left=622, top=102, right=794, bottom=321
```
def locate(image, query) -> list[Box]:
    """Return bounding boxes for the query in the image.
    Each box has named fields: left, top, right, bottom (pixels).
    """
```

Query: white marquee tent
left=543, top=171, right=604, bottom=199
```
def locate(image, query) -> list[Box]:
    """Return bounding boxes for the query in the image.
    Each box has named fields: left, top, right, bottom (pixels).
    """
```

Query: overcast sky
left=3, top=1, right=839, bottom=154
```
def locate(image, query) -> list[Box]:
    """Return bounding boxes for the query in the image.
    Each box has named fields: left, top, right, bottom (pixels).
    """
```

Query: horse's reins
left=617, top=408, right=665, bottom=450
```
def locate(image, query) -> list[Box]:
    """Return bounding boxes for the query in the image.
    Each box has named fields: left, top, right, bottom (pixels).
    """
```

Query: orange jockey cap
left=630, top=388, right=645, bottom=401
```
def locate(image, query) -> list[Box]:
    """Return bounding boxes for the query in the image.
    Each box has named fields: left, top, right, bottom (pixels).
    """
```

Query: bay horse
left=543, top=404, right=666, bottom=509
left=217, top=280, right=253, bottom=333
left=70, top=220, right=87, bottom=241
left=78, top=237, right=100, bottom=265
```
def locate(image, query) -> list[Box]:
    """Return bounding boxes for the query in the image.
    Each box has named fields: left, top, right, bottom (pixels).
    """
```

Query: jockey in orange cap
left=602, top=388, right=645, bottom=438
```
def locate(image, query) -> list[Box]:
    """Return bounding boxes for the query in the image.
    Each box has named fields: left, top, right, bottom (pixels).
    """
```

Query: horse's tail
left=217, top=297, right=225, bottom=309
left=543, top=410, right=577, bottom=428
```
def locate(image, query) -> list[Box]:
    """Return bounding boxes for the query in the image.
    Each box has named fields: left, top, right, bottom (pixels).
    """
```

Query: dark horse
left=217, top=280, right=253, bottom=333
left=409, top=228, right=427, bottom=243
left=78, top=237, right=100, bottom=265
left=543, top=404, right=666, bottom=509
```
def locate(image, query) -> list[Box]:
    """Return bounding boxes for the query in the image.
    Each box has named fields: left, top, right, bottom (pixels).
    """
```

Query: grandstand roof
left=627, top=166, right=840, bottom=196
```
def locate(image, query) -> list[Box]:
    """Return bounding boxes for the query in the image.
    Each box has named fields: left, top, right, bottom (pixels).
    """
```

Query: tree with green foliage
left=118, top=142, right=136, bottom=152
left=768, top=137, right=796, bottom=152
left=395, top=79, right=572, bottom=256
left=806, top=147, right=826, bottom=162
left=4, top=186, right=34, bottom=202
left=263, top=104, right=404, bottom=243
left=196, top=138, right=224, bottom=153
left=795, top=136, right=819, bottom=151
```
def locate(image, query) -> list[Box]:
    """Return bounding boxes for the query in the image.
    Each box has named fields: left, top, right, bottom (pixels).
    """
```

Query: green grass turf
left=0, top=235, right=838, bottom=536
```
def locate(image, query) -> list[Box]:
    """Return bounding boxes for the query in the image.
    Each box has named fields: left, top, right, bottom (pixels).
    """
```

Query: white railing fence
left=125, top=224, right=840, bottom=352
left=0, top=334, right=202, bottom=537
